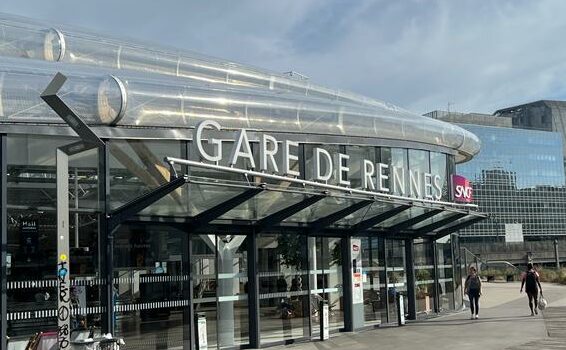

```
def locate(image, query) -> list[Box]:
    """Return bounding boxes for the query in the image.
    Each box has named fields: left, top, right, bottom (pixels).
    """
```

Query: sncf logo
left=452, top=175, right=473, bottom=203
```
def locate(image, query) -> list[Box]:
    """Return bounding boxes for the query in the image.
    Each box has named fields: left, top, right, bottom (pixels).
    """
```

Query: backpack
left=525, top=270, right=537, bottom=290
left=467, top=275, right=480, bottom=290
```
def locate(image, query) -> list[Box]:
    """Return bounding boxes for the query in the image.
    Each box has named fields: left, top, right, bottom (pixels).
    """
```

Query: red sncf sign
left=452, top=175, right=473, bottom=203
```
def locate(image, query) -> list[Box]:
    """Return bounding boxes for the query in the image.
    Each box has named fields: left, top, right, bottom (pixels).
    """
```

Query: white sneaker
left=475, top=315, right=479, bottom=319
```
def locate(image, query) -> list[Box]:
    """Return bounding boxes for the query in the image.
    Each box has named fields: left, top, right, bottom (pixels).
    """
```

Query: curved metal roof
left=0, top=13, right=480, bottom=162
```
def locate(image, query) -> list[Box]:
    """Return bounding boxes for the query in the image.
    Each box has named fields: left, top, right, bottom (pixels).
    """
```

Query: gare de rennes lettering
left=194, top=120, right=445, bottom=201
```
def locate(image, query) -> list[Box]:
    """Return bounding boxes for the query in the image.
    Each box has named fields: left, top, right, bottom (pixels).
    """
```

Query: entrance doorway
left=191, top=234, right=250, bottom=349
left=308, top=237, right=344, bottom=336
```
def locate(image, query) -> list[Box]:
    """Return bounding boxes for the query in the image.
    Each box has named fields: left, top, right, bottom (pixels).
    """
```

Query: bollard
left=397, top=293, right=405, bottom=326
left=320, top=300, right=329, bottom=341
left=555, top=239, right=560, bottom=269
left=194, top=312, right=208, bottom=350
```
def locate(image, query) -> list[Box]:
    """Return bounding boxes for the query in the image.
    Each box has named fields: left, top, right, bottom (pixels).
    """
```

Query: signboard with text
left=351, top=239, right=363, bottom=304
left=452, top=175, right=473, bottom=203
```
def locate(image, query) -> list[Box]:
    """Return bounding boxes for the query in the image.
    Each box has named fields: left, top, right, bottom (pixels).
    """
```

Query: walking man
left=520, top=263, right=543, bottom=316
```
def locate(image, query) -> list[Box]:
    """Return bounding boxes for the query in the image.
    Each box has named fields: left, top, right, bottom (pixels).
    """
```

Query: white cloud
left=1, top=0, right=566, bottom=114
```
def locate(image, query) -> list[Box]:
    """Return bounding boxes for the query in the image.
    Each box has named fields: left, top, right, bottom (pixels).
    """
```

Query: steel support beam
left=1, top=135, right=7, bottom=348
left=256, top=195, right=324, bottom=231
left=187, top=188, right=263, bottom=232
left=415, top=212, right=468, bottom=235
left=108, top=176, right=186, bottom=230
left=353, top=205, right=411, bottom=233
left=309, top=200, right=372, bottom=234
left=40, top=73, right=104, bottom=148
left=387, top=209, right=443, bottom=233
left=435, top=216, right=487, bottom=239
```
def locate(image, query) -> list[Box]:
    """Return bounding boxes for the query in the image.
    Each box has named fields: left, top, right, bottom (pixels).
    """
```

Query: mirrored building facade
left=427, top=110, right=566, bottom=265
left=0, top=14, right=484, bottom=350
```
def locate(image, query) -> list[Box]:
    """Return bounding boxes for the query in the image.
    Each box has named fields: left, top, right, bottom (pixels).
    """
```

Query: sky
left=2, top=0, right=566, bottom=115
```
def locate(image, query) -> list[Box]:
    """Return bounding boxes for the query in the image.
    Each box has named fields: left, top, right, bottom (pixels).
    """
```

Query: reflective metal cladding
left=0, top=13, right=480, bottom=162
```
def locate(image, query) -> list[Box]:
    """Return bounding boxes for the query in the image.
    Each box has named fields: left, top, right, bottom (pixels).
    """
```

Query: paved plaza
left=275, top=282, right=566, bottom=350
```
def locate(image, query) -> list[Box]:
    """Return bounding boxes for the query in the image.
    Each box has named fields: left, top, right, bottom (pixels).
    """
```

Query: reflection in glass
left=436, top=237, right=455, bottom=311
left=309, top=237, right=344, bottom=335
left=6, top=135, right=103, bottom=339
left=192, top=234, right=250, bottom=349
left=109, top=139, right=185, bottom=215
left=414, top=240, right=435, bottom=317
left=386, top=240, right=407, bottom=323
left=216, top=235, right=249, bottom=348
left=360, top=237, right=386, bottom=325
left=114, top=225, right=189, bottom=349
left=408, top=150, right=430, bottom=199
left=258, top=234, right=309, bottom=345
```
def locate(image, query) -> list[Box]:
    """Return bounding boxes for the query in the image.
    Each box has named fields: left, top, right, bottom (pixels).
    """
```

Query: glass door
left=257, top=233, right=309, bottom=346
left=191, top=234, right=249, bottom=349
left=309, top=237, right=344, bottom=336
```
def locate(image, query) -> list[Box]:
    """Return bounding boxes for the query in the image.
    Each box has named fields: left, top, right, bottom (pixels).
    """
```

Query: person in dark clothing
left=464, top=266, right=482, bottom=319
left=520, top=263, right=543, bottom=316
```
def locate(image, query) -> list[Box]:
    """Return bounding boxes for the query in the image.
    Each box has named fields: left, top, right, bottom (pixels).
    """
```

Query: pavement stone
left=273, top=282, right=566, bottom=350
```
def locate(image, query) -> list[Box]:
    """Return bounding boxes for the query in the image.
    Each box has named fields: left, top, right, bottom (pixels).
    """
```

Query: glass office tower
left=426, top=109, right=566, bottom=266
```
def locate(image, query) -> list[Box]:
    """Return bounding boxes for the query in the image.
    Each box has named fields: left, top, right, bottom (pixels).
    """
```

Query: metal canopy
left=308, top=200, right=373, bottom=234
left=353, top=205, right=412, bottom=233
left=414, top=212, right=469, bottom=235
left=127, top=157, right=490, bottom=239
left=432, top=215, right=487, bottom=239
left=387, top=209, right=444, bottom=233
left=256, top=195, right=325, bottom=231
left=187, top=188, right=263, bottom=231
left=108, top=176, right=187, bottom=230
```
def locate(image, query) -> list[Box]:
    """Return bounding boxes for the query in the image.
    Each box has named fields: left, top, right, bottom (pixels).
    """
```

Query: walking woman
left=520, top=263, right=543, bottom=316
left=464, top=266, right=482, bottom=319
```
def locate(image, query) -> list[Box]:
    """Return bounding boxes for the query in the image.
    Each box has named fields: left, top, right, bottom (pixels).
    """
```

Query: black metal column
left=432, top=240, right=439, bottom=313
left=186, top=235, right=195, bottom=350
left=1, top=135, right=8, bottom=348
left=341, top=236, right=353, bottom=332
left=98, top=145, right=115, bottom=334
left=248, top=231, right=261, bottom=348
left=180, top=141, right=192, bottom=350
left=404, top=239, right=417, bottom=320
left=378, top=237, right=388, bottom=323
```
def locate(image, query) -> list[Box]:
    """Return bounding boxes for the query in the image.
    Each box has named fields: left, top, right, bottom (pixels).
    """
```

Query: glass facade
left=0, top=133, right=476, bottom=349
left=456, top=125, right=566, bottom=238
left=0, top=13, right=485, bottom=350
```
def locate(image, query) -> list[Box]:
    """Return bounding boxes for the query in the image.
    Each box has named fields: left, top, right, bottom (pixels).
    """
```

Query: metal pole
left=432, top=240, right=439, bottom=313
left=183, top=231, right=192, bottom=350
left=555, top=239, right=560, bottom=269
left=1, top=135, right=8, bottom=349
left=74, top=168, right=79, bottom=248
left=99, top=145, right=115, bottom=335
left=56, top=149, right=71, bottom=349
left=404, top=239, right=416, bottom=320
left=341, top=236, right=353, bottom=332
left=247, top=231, right=260, bottom=348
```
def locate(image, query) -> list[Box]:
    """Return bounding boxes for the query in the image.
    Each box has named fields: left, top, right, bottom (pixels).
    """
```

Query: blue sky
left=2, top=0, right=566, bottom=114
